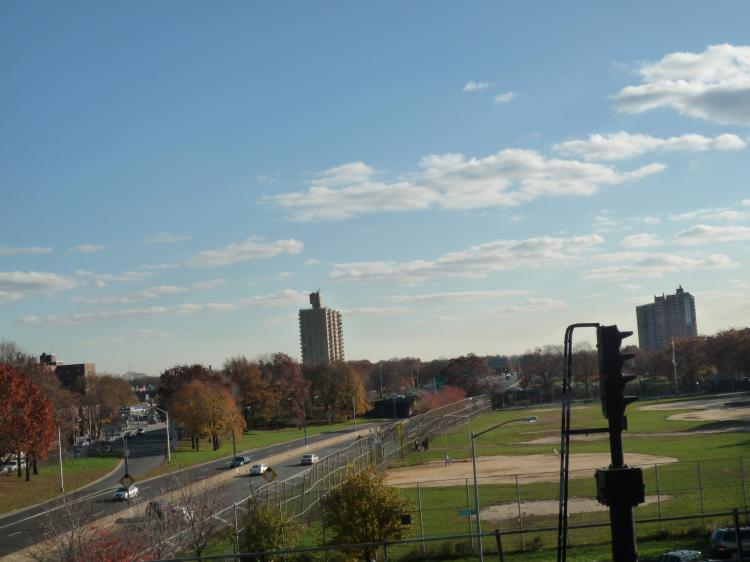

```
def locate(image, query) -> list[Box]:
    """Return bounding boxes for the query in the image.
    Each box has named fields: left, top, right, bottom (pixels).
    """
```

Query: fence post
left=654, top=464, right=663, bottom=534
left=382, top=540, right=389, bottom=562
left=465, top=478, right=474, bottom=548
left=734, top=508, right=746, bottom=561
left=417, top=482, right=426, bottom=555
left=321, top=513, right=329, bottom=562
left=515, top=474, right=525, bottom=551
left=494, top=529, right=505, bottom=562
left=233, top=501, right=240, bottom=554
left=741, top=456, right=748, bottom=520
left=697, top=460, right=706, bottom=528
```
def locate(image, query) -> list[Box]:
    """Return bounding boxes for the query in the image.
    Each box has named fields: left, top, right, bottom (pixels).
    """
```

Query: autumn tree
left=157, top=363, right=229, bottom=411
left=0, top=364, right=56, bottom=480
left=440, top=353, right=489, bottom=395
left=304, top=362, right=368, bottom=422
left=259, top=353, right=309, bottom=427
left=414, top=385, right=465, bottom=413
left=81, top=373, right=138, bottom=439
left=321, top=467, right=413, bottom=562
left=571, top=342, right=598, bottom=398
left=240, top=497, right=301, bottom=559
left=519, top=346, right=563, bottom=401
left=171, top=380, right=245, bottom=451
left=223, top=356, right=277, bottom=428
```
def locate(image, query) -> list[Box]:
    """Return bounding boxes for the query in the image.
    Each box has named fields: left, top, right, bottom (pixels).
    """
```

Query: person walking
left=444, top=453, right=451, bottom=466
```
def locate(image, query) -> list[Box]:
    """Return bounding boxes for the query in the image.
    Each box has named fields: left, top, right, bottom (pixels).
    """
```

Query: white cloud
left=743, top=199, right=750, bottom=206
left=582, top=252, right=737, bottom=281
left=668, top=207, right=747, bottom=222
left=554, top=131, right=746, bottom=161
left=494, top=92, right=515, bottom=103
left=0, top=271, right=78, bottom=296
left=239, top=289, right=309, bottom=307
left=145, top=232, right=192, bottom=244
left=0, top=245, right=53, bottom=256
left=344, top=306, right=410, bottom=317
left=16, top=302, right=229, bottom=326
left=72, top=244, right=104, bottom=253
left=304, top=259, right=320, bottom=266
left=311, top=162, right=375, bottom=186
left=267, top=181, right=438, bottom=221
left=613, top=44, right=750, bottom=125
left=192, top=278, right=226, bottom=290
left=74, top=269, right=155, bottom=288
left=620, top=233, right=662, bottom=248
left=188, top=237, right=303, bottom=267
left=72, top=279, right=226, bottom=305
left=620, top=284, right=643, bottom=290
left=676, top=224, right=750, bottom=245
left=329, top=234, right=605, bottom=282
left=463, top=81, right=491, bottom=92
left=389, top=290, right=529, bottom=303
left=493, top=298, right=570, bottom=315
left=268, top=150, right=664, bottom=221
left=0, top=290, right=24, bottom=303
left=642, top=216, right=661, bottom=225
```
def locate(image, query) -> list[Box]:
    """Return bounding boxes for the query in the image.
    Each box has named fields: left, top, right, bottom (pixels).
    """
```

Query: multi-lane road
left=0, top=424, right=373, bottom=558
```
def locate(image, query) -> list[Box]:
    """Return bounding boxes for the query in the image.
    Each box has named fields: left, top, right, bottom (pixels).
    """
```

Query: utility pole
left=57, top=427, right=64, bottom=493
left=594, top=325, right=644, bottom=562
left=379, top=363, right=384, bottom=398
left=352, top=395, right=357, bottom=433
left=671, top=338, right=679, bottom=394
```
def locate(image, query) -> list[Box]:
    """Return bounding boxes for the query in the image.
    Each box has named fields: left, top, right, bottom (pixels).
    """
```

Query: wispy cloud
left=668, top=207, right=747, bottom=222
left=17, top=302, right=229, bottom=326
left=0, top=245, right=53, bottom=256
left=492, top=298, right=570, bottom=315
left=72, top=244, right=104, bottom=253
left=463, top=81, right=491, bottom=92
left=74, top=269, right=155, bottom=288
left=329, top=234, right=605, bottom=282
left=0, top=271, right=78, bottom=300
left=389, top=290, right=528, bottom=303
left=304, top=259, right=320, bottom=266
left=239, top=289, right=309, bottom=307
left=676, top=224, right=750, bottom=245
left=554, top=131, right=746, bottom=161
left=582, top=252, right=737, bottom=281
left=311, top=162, right=375, bottom=186
left=145, top=232, right=192, bottom=244
left=70, top=279, right=224, bottom=305
left=187, top=237, right=303, bottom=267
left=494, top=92, right=515, bottom=103
left=613, top=44, right=750, bottom=125
left=343, top=306, right=410, bottom=317
left=620, top=233, right=662, bottom=248
left=268, top=151, right=665, bottom=221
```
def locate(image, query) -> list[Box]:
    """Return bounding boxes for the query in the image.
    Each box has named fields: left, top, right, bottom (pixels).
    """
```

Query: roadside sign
left=458, top=508, right=477, bottom=517
left=263, top=467, right=277, bottom=482
left=119, top=473, right=135, bottom=487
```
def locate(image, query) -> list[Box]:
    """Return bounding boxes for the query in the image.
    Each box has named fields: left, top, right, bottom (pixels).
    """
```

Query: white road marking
left=7, top=531, right=22, bottom=537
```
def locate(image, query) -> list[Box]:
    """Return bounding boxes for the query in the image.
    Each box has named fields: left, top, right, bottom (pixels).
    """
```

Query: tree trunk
left=32, top=455, right=38, bottom=475
left=25, top=458, right=30, bottom=481
left=17, top=452, right=21, bottom=478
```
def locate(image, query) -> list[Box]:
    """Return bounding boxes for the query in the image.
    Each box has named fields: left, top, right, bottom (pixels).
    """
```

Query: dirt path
left=480, top=495, right=668, bottom=521
left=386, top=453, right=677, bottom=488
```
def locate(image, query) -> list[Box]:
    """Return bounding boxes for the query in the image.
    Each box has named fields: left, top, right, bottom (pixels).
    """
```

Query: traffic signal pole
left=595, top=325, right=644, bottom=562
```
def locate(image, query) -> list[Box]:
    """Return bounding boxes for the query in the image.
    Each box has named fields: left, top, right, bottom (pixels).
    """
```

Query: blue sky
left=2, top=2, right=749, bottom=374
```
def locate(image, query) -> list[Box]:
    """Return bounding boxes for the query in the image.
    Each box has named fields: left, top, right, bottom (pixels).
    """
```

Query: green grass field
left=0, top=457, right=120, bottom=514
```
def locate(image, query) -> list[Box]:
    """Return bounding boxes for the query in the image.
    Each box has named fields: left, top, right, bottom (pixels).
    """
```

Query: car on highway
left=711, top=526, right=750, bottom=559
left=249, top=463, right=269, bottom=476
left=136, top=427, right=145, bottom=436
left=300, top=453, right=319, bottom=465
left=113, top=485, right=139, bottom=501
left=230, top=456, right=252, bottom=468
left=656, top=550, right=702, bottom=562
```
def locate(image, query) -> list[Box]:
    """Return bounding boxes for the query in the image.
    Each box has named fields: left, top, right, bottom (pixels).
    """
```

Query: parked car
left=249, top=463, right=269, bottom=476
left=136, top=427, right=145, bottom=436
left=300, top=453, right=319, bottom=465
left=656, top=550, right=702, bottom=562
left=711, top=527, right=750, bottom=559
left=0, top=459, right=26, bottom=475
left=230, top=456, right=252, bottom=468
left=113, top=485, right=139, bottom=501
left=145, top=500, right=192, bottom=522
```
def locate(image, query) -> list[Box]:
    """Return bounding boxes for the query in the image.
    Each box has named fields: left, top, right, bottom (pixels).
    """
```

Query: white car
left=113, top=485, right=139, bottom=500
left=300, top=454, right=319, bottom=465
left=249, top=464, right=268, bottom=476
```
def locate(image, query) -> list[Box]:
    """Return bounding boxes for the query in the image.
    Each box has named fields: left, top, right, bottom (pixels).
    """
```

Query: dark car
left=136, top=427, right=145, bottom=436
left=711, top=527, right=750, bottom=559
left=229, top=456, right=252, bottom=468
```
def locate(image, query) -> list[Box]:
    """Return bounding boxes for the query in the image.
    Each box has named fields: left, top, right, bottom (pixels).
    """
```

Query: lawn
left=142, top=419, right=376, bottom=478
left=0, top=457, right=120, bottom=514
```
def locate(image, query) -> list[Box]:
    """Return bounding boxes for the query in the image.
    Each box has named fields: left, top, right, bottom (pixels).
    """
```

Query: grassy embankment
left=0, top=457, right=120, bottom=514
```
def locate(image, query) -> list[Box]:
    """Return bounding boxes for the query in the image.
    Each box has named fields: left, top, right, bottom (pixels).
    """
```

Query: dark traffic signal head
left=597, top=325, right=637, bottom=420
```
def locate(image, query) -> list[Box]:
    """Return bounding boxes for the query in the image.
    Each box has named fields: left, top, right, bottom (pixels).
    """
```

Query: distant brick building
left=636, top=286, right=697, bottom=349
left=298, top=291, right=344, bottom=365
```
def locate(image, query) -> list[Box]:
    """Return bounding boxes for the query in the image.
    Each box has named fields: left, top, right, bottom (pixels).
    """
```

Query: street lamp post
left=470, top=416, right=539, bottom=562
left=151, top=407, right=171, bottom=463
left=121, top=433, right=130, bottom=475
left=353, top=395, right=357, bottom=434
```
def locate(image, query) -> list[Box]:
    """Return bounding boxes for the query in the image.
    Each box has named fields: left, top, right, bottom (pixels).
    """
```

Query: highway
left=0, top=423, right=373, bottom=558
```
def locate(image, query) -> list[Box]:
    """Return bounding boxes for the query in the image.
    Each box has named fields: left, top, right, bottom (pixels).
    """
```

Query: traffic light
left=597, top=325, right=637, bottom=420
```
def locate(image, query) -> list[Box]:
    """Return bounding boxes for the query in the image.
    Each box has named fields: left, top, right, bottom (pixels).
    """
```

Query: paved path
left=0, top=423, right=375, bottom=558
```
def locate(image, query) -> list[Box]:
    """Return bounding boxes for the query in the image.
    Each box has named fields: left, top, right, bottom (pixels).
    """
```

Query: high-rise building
left=299, top=291, right=344, bottom=365
left=636, top=286, right=697, bottom=349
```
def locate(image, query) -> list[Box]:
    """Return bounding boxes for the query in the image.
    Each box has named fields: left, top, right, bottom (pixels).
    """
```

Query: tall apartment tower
left=636, top=286, right=697, bottom=349
left=299, top=291, right=344, bottom=365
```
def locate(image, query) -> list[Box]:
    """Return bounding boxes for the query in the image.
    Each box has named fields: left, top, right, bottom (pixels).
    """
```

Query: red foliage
left=415, top=385, right=466, bottom=413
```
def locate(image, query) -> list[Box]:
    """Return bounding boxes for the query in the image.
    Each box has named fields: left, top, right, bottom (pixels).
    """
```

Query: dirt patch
left=480, top=495, right=668, bottom=521
left=667, top=407, right=750, bottom=422
left=385, top=453, right=677, bottom=488
left=517, top=425, right=748, bottom=445
left=639, top=395, right=749, bottom=411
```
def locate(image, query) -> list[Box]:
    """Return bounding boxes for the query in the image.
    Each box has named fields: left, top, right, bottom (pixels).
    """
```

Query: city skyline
left=2, top=3, right=750, bottom=373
